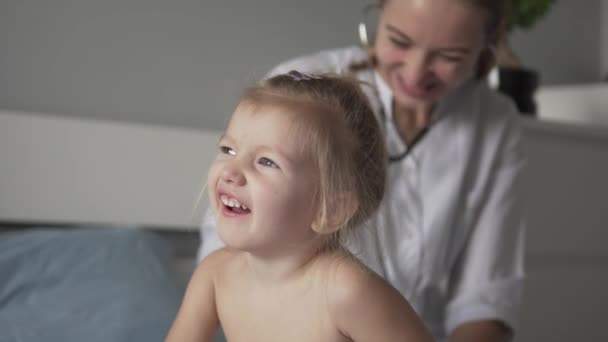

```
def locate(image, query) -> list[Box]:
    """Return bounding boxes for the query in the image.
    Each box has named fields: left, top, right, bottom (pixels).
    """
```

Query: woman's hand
left=450, top=320, right=510, bottom=342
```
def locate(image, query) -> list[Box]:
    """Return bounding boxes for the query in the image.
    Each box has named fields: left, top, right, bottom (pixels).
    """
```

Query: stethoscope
left=358, top=10, right=428, bottom=282
left=357, top=11, right=430, bottom=164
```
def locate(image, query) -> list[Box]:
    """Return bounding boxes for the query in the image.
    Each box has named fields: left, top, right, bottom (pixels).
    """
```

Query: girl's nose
left=221, top=163, right=246, bottom=186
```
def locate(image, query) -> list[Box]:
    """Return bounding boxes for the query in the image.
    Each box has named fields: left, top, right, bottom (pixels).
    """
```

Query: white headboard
left=0, top=110, right=221, bottom=230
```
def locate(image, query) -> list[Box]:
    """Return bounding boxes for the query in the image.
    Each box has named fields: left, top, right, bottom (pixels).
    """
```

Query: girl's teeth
left=220, top=194, right=247, bottom=210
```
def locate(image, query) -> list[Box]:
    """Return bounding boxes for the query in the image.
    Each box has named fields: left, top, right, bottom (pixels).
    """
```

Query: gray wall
left=0, top=0, right=367, bottom=130
left=511, top=0, right=602, bottom=85
left=0, top=0, right=602, bottom=130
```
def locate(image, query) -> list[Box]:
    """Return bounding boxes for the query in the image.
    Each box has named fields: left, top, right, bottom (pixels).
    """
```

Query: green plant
left=507, top=0, right=557, bottom=32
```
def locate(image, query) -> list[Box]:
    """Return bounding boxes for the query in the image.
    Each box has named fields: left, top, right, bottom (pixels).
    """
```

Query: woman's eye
left=389, top=37, right=410, bottom=48
left=258, top=157, right=279, bottom=169
left=220, top=146, right=236, bottom=156
left=438, top=53, right=464, bottom=63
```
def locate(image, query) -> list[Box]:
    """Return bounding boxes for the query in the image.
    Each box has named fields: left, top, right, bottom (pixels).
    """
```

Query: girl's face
left=374, top=0, right=487, bottom=110
left=207, top=102, right=321, bottom=255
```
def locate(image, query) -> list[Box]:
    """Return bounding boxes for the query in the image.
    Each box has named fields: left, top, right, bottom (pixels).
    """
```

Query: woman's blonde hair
left=240, top=71, right=387, bottom=250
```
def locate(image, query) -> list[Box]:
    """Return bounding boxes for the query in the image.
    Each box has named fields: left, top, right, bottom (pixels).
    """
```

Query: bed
left=0, top=109, right=222, bottom=341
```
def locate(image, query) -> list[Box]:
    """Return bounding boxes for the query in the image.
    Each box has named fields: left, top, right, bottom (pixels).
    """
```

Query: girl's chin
left=217, top=228, right=249, bottom=250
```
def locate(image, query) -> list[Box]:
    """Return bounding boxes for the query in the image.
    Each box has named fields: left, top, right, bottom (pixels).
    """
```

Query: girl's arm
left=165, top=250, right=225, bottom=342
left=328, top=262, right=434, bottom=342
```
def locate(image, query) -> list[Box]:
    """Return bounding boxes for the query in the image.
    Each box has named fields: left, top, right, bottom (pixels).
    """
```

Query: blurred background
left=0, top=0, right=605, bottom=130
left=0, top=1, right=607, bottom=341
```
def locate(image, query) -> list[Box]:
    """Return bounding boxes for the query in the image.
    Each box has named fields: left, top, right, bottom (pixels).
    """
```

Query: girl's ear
left=311, top=192, right=359, bottom=235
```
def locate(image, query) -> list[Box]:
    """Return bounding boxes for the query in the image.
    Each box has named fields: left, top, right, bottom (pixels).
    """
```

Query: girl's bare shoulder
left=314, top=249, right=383, bottom=293
left=319, top=250, right=434, bottom=341
left=193, top=247, right=245, bottom=281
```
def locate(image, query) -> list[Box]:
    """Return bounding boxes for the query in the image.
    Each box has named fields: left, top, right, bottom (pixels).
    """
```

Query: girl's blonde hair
left=240, top=71, right=387, bottom=250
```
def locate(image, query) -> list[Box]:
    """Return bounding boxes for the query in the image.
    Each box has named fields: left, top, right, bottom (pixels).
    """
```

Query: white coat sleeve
left=197, top=208, right=224, bottom=263
left=444, top=108, right=526, bottom=337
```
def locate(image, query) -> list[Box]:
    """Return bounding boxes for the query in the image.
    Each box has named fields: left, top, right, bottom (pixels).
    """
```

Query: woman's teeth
left=220, top=194, right=248, bottom=210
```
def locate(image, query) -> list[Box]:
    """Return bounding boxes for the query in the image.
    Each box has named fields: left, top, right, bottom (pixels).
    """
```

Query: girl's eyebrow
left=386, top=24, right=472, bottom=54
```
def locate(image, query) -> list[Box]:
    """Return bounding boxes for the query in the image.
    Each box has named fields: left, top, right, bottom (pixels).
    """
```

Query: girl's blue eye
left=220, top=146, right=236, bottom=156
left=258, top=157, right=279, bottom=169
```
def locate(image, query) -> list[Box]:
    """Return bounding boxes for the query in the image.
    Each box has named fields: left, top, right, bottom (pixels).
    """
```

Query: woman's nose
left=221, top=163, right=246, bottom=186
left=404, top=52, right=431, bottom=86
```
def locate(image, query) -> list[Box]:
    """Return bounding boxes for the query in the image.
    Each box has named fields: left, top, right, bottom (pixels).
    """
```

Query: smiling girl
left=166, top=71, right=433, bottom=342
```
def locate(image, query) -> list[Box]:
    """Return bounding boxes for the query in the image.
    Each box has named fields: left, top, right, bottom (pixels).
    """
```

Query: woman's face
left=374, top=0, right=487, bottom=110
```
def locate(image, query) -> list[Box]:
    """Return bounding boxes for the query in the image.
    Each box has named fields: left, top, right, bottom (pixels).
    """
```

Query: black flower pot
left=497, top=67, right=540, bottom=116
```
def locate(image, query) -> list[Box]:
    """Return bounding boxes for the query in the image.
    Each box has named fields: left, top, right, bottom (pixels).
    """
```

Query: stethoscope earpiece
left=358, top=21, right=369, bottom=48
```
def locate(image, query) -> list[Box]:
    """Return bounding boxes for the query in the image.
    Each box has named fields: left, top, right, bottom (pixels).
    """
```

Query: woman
left=199, top=0, right=525, bottom=341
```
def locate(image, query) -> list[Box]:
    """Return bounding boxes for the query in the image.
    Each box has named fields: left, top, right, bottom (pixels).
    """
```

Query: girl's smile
left=218, top=191, right=251, bottom=217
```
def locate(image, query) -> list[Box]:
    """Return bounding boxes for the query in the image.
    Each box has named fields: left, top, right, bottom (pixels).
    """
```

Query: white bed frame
left=0, top=109, right=220, bottom=230
left=1, top=106, right=608, bottom=341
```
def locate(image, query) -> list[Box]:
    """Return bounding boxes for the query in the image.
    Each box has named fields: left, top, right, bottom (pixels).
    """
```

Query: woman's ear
left=311, top=192, right=359, bottom=235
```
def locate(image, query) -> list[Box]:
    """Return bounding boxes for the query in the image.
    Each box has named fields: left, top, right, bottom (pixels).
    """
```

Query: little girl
left=166, top=71, right=433, bottom=342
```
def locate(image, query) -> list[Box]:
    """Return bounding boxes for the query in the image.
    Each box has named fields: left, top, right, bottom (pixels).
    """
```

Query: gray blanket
left=0, top=227, right=184, bottom=342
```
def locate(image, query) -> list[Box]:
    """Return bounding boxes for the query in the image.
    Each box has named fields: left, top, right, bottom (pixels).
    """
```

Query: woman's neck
left=392, top=102, right=433, bottom=145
